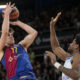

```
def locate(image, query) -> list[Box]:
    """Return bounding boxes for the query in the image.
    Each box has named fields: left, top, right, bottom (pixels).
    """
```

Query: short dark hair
left=0, top=28, right=14, bottom=37
left=75, top=33, right=80, bottom=47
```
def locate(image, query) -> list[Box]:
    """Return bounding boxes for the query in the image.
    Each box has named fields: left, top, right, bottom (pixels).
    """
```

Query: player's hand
left=45, top=51, right=56, bottom=64
left=50, top=12, right=61, bottom=26
left=10, top=20, right=20, bottom=25
left=3, top=2, right=15, bottom=15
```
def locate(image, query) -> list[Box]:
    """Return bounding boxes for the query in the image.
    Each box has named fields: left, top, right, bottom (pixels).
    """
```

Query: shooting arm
left=16, top=21, right=38, bottom=49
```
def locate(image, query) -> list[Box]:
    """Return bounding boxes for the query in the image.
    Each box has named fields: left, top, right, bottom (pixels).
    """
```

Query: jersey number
left=11, top=47, right=17, bottom=53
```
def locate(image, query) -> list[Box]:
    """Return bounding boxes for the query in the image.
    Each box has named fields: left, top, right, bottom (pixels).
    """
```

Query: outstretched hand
left=45, top=51, right=56, bottom=64
left=3, top=2, right=15, bottom=15
left=50, top=12, right=61, bottom=26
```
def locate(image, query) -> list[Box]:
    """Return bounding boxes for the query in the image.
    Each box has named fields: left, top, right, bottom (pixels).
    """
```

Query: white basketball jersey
left=62, top=57, right=73, bottom=80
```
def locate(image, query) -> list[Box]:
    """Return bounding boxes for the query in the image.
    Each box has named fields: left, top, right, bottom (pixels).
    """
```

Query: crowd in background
left=0, top=1, right=80, bottom=80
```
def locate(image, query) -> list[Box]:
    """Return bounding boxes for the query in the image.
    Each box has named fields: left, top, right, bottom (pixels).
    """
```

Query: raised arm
left=0, top=3, right=15, bottom=60
left=50, top=12, right=71, bottom=61
left=46, top=51, right=80, bottom=80
left=10, top=21, right=38, bottom=49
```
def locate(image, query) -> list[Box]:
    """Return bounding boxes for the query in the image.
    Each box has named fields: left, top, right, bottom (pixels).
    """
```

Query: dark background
left=0, top=0, right=80, bottom=80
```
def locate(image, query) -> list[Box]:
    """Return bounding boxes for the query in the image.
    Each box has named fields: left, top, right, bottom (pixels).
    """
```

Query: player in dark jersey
left=0, top=2, right=38, bottom=80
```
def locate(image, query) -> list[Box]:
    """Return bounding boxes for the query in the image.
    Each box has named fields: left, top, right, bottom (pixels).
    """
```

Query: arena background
left=0, top=0, right=80, bottom=80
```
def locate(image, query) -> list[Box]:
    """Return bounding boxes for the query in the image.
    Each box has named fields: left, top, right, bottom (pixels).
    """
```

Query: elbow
left=34, top=31, right=38, bottom=37
left=51, top=45, right=59, bottom=51
left=51, top=42, right=60, bottom=50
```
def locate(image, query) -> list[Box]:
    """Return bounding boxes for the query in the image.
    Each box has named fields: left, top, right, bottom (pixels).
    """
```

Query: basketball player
left=0, top=2, right=38, bottom=80
left=45, top=12, right=80, bottom=80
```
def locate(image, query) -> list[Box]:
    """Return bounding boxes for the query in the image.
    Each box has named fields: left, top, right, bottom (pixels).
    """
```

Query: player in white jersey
left=62, top=57, right=73, bottom=80
left=45, top=12, right=80, bottom=80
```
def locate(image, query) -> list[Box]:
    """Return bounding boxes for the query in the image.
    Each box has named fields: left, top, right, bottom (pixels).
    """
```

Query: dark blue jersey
left=1, top=44, right=36, bottom=80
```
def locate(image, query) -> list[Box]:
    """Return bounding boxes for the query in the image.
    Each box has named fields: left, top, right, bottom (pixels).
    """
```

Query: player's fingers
left=59, top=12, right=61, bottom=15
left=45, top=51, right=49, bottom=54
left=57, top=12, right=61, bottom=16
left=9, top=2, right=11, bottom=6
left=6, top=3, right=8, bottom=7
left=6, top=3, right=8, bottom=6
left=10, top=6, right=16, bottom=11
left=11, top=3, right=15, bottom=8
left=59, top=12, right=61, bottom=14
left=51, top=17, right=53, bottom=20
left=45, top=51, right=51, bottom=57
left=45, top=51, right=49, bottom=56
left=11, top=7, right=14, bottom=10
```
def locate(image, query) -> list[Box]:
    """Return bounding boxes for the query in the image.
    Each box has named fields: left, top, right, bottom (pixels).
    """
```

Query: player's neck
left=5, top=44, right=14, bottom=47
left=73, top=49, right=80, bottom=55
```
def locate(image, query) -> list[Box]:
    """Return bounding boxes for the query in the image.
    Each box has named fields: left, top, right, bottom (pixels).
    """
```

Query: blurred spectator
left=37, top=76, right=42, bottom=80
left=42, top=68, right=49, bottom=80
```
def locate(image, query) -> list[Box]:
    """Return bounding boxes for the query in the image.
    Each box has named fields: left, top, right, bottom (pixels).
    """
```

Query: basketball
left=2, top=7, right=19, bottom=21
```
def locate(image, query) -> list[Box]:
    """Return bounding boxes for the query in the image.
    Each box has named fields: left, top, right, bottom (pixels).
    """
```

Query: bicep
left=53, top=47, right=71, bottom=61
left=19, top=33, right=37, bottom=49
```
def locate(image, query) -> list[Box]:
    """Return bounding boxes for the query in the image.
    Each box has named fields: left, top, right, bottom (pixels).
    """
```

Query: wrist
left=16, top=21, right=27, bottom=28
left=54, top=62, right=61, bottom=69
left=3, top=14, right=9, bottom=19
left=16, top=21, right=22, bottom=25
left=4, top=11, right=11, bottom=15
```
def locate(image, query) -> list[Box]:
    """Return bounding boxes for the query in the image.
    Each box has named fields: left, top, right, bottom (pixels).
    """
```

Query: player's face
left=68, top=39, right=79, bottom=52
left=6, top=32, right=15, bottom=45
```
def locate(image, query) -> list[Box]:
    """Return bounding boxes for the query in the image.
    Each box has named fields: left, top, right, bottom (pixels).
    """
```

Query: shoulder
left=72, top=54, right=80, bottom=68
left=73, top=54, right=80, bottom=61
left=17, top=44, right=28, bottom=51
